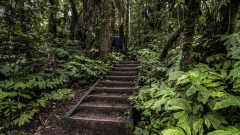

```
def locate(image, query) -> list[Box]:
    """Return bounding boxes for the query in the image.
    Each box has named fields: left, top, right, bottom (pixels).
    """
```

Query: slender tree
left=48, top=0, right=58, bottom=37
left=69, top=0, right=79, bottom=39
left=180, top=0, right=201, bottom=71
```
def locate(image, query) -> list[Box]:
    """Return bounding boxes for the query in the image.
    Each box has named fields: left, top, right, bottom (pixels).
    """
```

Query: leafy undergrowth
left=0, top=46, right=121, bottom=134
left=3, top=86, right=87, bottom=135
left=130, top=33, right=240, bottom=135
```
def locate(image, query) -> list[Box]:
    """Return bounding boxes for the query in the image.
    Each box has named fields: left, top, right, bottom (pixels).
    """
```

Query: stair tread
left=93, top=87, right=134, bottom=94
left=109, top=70, right=138, bottom=72
left=90, top=92, right=130, bottom=97
left=67, top=117, right=126, bottom=123
left=88, top=94, right=129, bottom=98
left=95, top=87, right=134, bottom=89
left=79, top=104, right=130, bottom=109
left=81, top=101, right=130, bottom=107
left=71, top=107, right=128, bottom=120
left=113, top=67, right=139, bottom=69
left=100, top=80, right=135, bottom=83
left=118, top=64, right=140, bottom=66
left=71, top=114, right=126, bottom=121
left=105, top=75, right=137, bottom=78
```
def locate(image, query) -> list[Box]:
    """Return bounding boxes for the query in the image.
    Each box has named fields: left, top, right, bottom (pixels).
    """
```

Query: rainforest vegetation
left=1, top=0, right=240, bottom=134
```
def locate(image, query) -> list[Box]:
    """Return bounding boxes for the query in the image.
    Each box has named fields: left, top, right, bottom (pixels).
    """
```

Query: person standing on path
left=111, top=32, right=123, bottom=56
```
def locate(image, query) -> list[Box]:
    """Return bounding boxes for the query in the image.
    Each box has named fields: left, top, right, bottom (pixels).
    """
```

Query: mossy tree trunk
left=69, top=0, right=79, bottom=40
left=180, top=0, right=200, bottom=71
left=125, top=0, right=130, bottom=54
left=116, top=0, right=125, bottom=46
left=220, top=0, right=240, bottom=34
left=98, top=1, right=114, bottom=60
left=48, top=0, right=58, bottom=38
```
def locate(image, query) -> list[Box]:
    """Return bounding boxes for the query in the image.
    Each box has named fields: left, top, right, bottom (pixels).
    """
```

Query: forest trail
left=62, top=60, right=141, bottom=135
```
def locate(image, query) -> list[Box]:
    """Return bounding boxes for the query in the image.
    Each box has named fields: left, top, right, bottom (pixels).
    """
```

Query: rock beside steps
left=62, top=60, right=141, bottom=135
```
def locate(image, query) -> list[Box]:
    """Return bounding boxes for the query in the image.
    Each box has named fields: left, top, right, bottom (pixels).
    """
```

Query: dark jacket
left=111, top=36, right=123, bottom=50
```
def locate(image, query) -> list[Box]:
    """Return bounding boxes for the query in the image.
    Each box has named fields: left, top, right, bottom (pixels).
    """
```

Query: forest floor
left=4, top=85, right=89, bottom=135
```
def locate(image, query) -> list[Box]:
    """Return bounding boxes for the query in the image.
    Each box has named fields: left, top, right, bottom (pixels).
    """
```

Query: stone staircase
left=62, top=60, right=141, bottom=135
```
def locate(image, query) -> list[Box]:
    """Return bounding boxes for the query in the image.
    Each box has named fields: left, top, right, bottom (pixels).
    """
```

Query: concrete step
left=104, top=76, right=137, bottom=81
left=99, top=80, right=135, bottom=87
left=72, top=105, right=129, bottom=120
left=90, top=92, right=131, bottom=97
left=63, top=117, right=133, bottom=135
left=115, top=63, right=141, bottom=67
left=113, top=67, right=139, bottom=71
left=108, top=71, right=138, bottom=76
left=94, top=87, right=134, bottom=95
left=119, top=61, right=140, bottom=64
left=84, top=95, right=130, bottom=105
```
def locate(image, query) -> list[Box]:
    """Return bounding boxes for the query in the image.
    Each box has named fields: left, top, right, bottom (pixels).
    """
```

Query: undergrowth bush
left=131, top=33, right=240, bottom=135
left=0, top=47, right=113, bottom=132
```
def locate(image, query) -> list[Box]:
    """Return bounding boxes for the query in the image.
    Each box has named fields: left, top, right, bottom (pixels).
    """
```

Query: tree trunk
left=69, top=0, right=79, bottom=40
left=116, top=0, right=125, bottom=46
left=125, top=0, right=130, bottom=54
left=180, top=0, right=200, bottom=71
left=48, top=0, right=57, bottom=37
left=220, top=0, right=240, bottom=34
left=160, top=25, right=184, bottom=59
left=215, top=0, right=240, bottom=54
left=19, top=1, right=26, bottom=33
left=63, top=1, right=69, bottom=23
left=98, top=1, right=114, bottom=60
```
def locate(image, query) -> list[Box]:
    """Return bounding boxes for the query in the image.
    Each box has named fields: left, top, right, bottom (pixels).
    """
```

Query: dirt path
left=4, top=86, right=88, bottom=135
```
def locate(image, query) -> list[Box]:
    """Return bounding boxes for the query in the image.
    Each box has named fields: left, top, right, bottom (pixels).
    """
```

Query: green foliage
left=0, top=51, right=112, bottom=130
left=131, top=35, right=240, bottom=134
left=62, top=55, right=111, bottom=84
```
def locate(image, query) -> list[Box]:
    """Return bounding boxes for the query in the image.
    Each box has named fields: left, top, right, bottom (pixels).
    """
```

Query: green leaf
left=168, top=71, right=185, bottom=81
left=195, top=63, right=213, bottom=72
left=0, top=90, right=9, bottom=99
left=175, top=112, right=191, bottom=135
left=161, top=128, right=186, bottom=135
left=177, top=75, right=190, bottom=85
left=13, top=109, right=38, bottom=126
left=177, top=122, right=191, bottom=135
left=228, top=67, right=240, bottom=80
left=192, top=104, right=203, bottom=115
left=165, top=98, right=191, bottom=112
left=207, top=126, right=240, bottom=135
left=196, top=85, right=213, bottom=104
left=223, top=60, right=232, bottom=69
left=188, top=69, right=201, bottom=78
left=151, top=97, right=169, bottom=110
left=16, top=102, right=25, bottom=109
left=204, top=82, right=223, bottom=87
left=14, top=82, right=27, bottom=90
left=19, top=94, right=32, bottom=99
left=186, top=84, right=197, bottom=97
left=213, top=96, right=240, bottom=110
left=211, top=91, right=228, bottom=97
left=233, top=61, right=240, bottom=67
left=34, top=81, right=46, bottom=89
left=233, top=80, right=240, bottom=88
left=208, top=72, right=222, bottom=80
left=204, top=112, right=227, bottom=129
left=208, top=130, right=232, bottom=135
left=220, top=69, right=228, bottom=79
left=193, top=118, right=203, bottom=133
left=37, top=99, right=47, bottom=107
